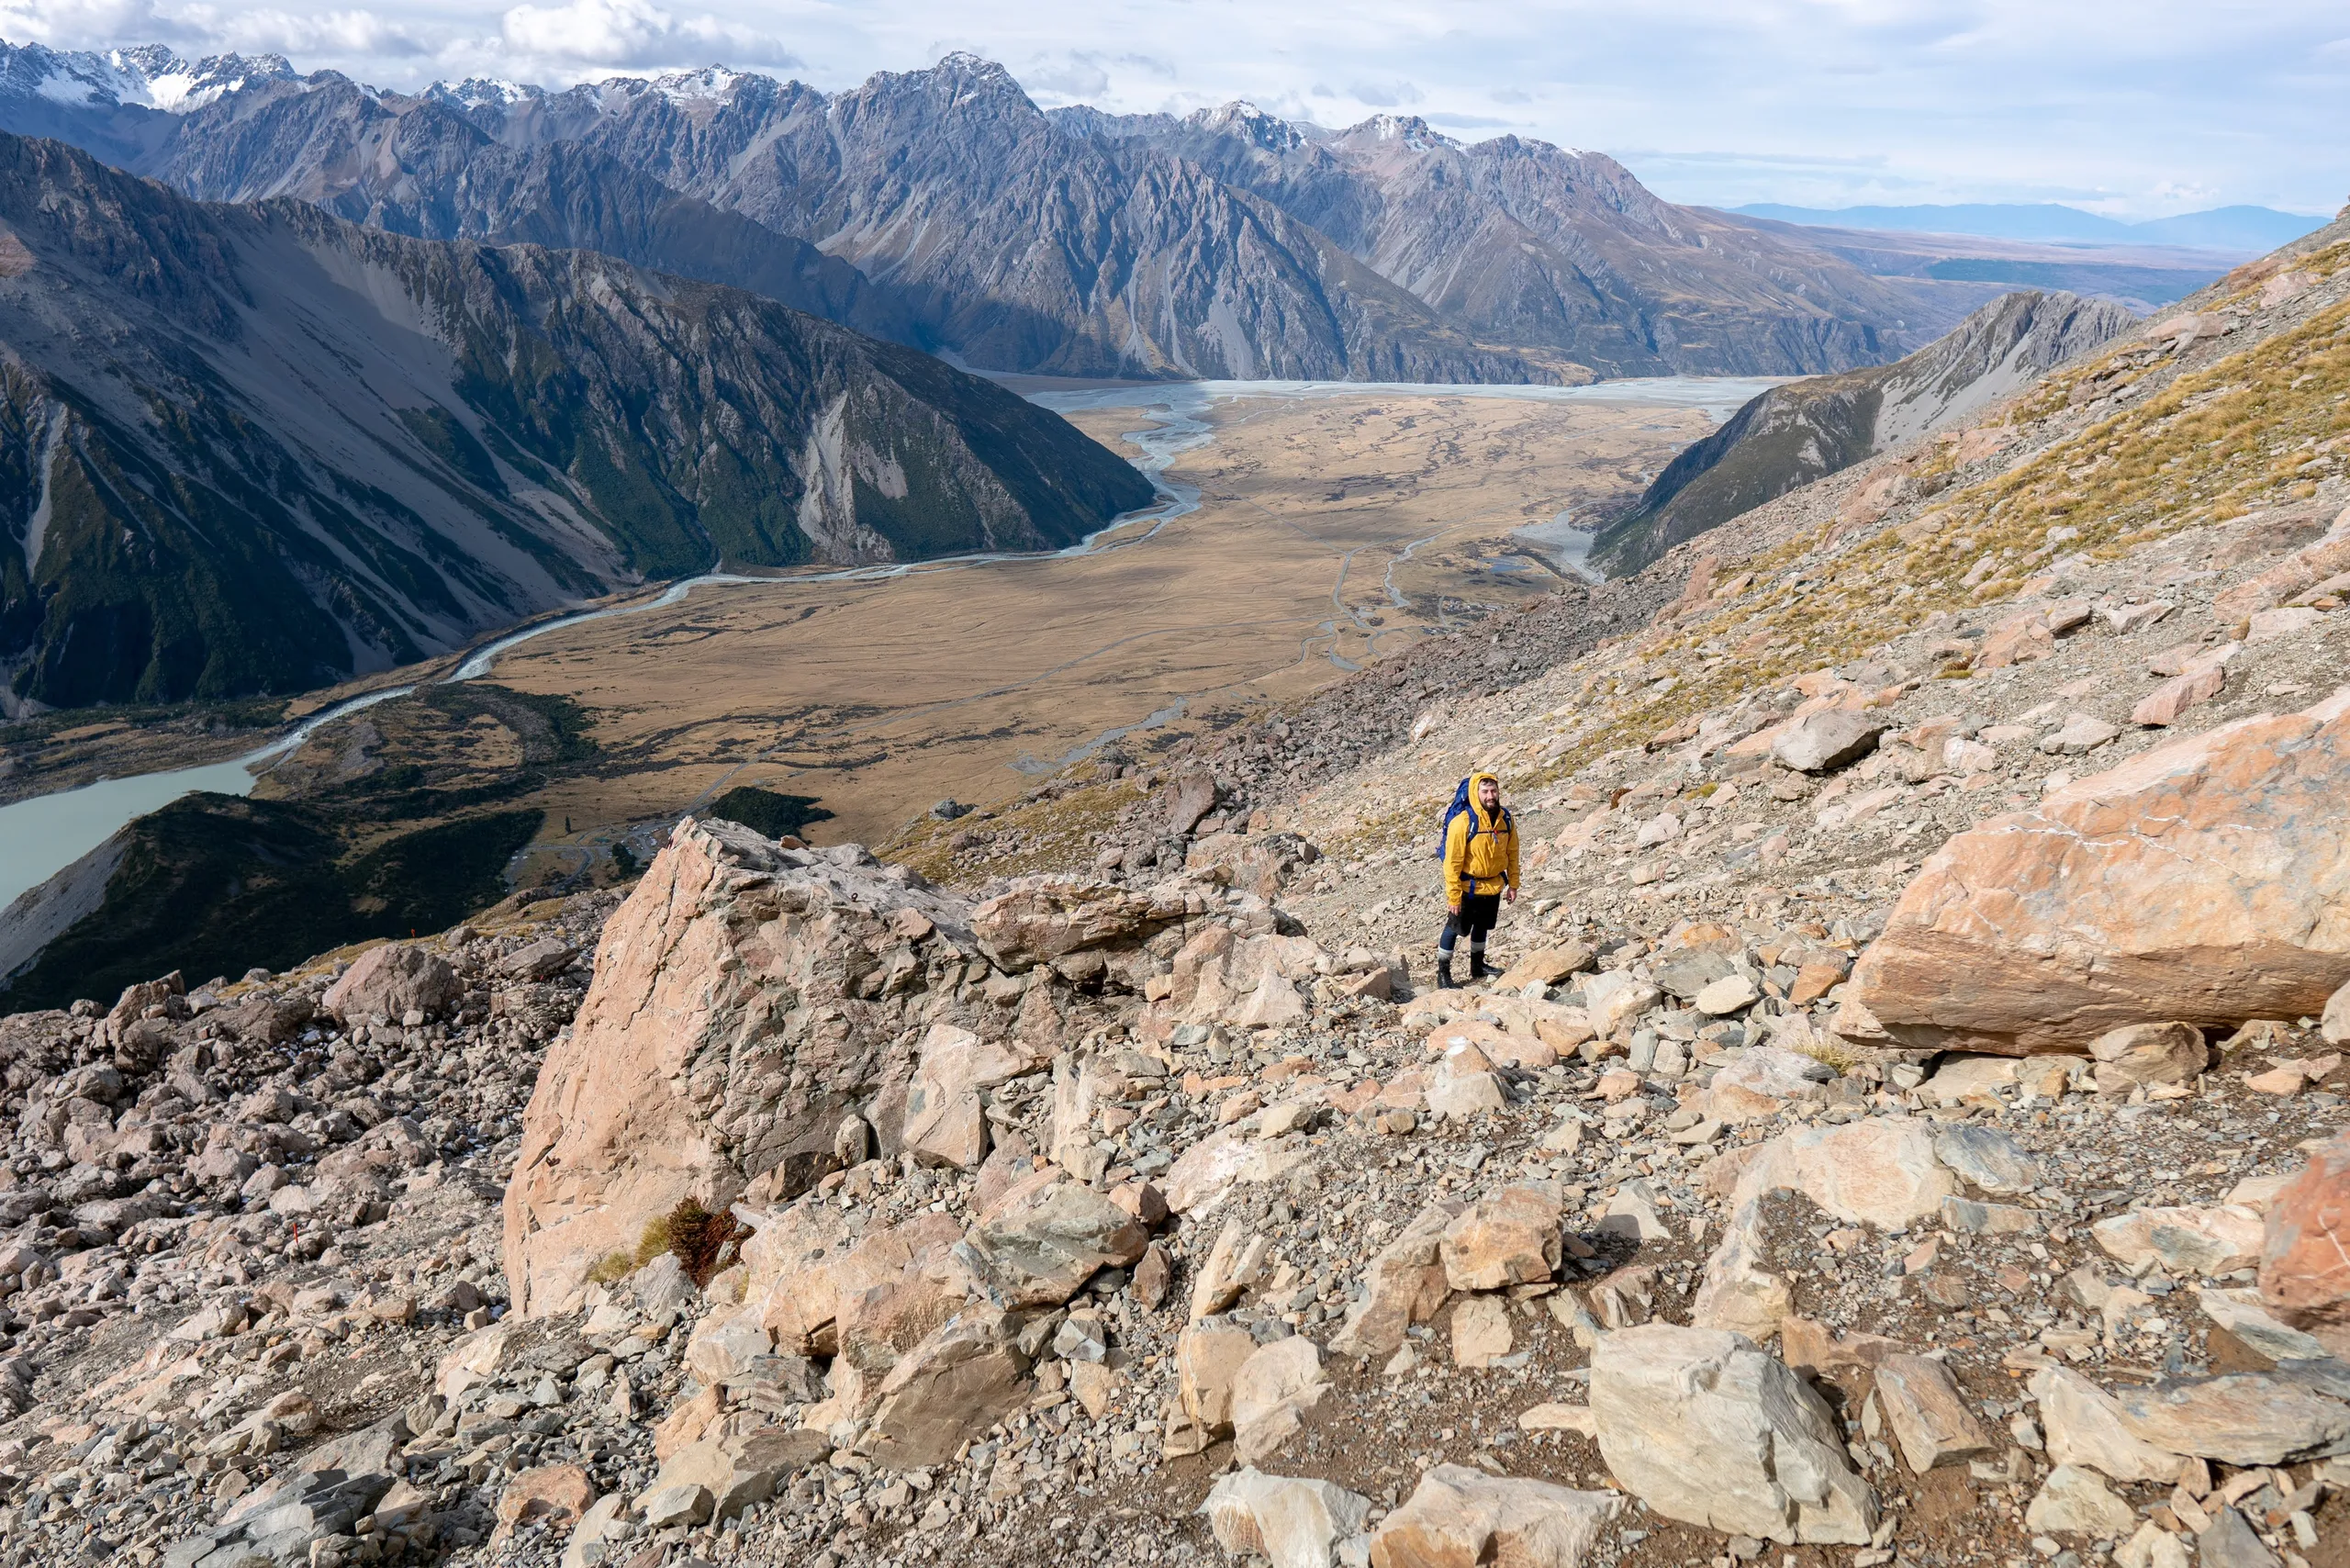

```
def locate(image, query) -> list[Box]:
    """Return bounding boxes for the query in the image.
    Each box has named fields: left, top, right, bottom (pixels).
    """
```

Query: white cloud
left=1016, top=50, right=1108, bottom=100
left=223, top=8, right=427, bottom=58
left=1346, top=78, right=1421, bottom=107
left=0, top=0, right=180, bottom=50
left=496, top=0, right=796, bottom=71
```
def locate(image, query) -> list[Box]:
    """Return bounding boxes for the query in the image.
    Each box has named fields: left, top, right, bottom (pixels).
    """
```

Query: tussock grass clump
left=585, top=1198, right=746, bottom=1288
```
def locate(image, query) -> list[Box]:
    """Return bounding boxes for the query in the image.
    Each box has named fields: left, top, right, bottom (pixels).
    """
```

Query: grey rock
left=1772, top=711, right=1890, bottom=774
left=1591, top=1322, right=1875, bottom=1545
left=2199, top=1509, right=2282, bottom=1568
left=1933, top=1126, right=2040, bottom=1195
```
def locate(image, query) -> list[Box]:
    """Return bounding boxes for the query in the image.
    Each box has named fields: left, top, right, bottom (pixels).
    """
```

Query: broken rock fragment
left=1771, top=711, right=1888, bottom=774
left=1872, top=1353, right=1995, bottom=1471
left=1231, top=1334, right=1329, bottom=1465
left=1369, top=1464, right=1623, bottom=1568
left=1591, top=1323, right=1875, bottom=1545
left=2259, top=1132, right=2350, bottom=1355
left=1439, top=1182, right=1564, bottom=1292
left=1203, top=1468, right=1372, bottom=1568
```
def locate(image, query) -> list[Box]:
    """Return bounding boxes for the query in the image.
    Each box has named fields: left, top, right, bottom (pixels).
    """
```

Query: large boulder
left=863, top=1307, right=1033, bottom=1468
left=322, top=942, right=459, bottom=1025
left=1591, top=1323, right=1875, bottom=1546
left=501, top=819, right=979, bottom=1316
left=969, top=1174, right=1148, bottom=1307
left=1846, top=685, right=2350, bottom=1053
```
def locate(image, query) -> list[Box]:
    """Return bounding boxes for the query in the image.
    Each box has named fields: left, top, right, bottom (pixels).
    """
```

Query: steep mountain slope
left=0, top=133, right=1152, bottom=709
left=459, top=58, right=1556, bottom=383
left=1589, top=288, right=2139, bottom=576
left=33, top=64, right=916, bottom=343
left=1, top=43, right=1945, bottom=383
left=1057, top=102, right=1954, bottom=376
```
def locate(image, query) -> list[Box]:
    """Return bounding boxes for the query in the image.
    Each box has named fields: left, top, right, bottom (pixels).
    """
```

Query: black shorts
left=1447, top=890, right=1502, bottom=936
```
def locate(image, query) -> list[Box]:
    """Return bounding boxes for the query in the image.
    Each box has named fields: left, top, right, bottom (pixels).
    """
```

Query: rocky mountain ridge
left=0, top=206, right=2344, bottom=1568
left=0, top=131, right=1150, bottom=709
left=2, top=41, right=1968, bottom=383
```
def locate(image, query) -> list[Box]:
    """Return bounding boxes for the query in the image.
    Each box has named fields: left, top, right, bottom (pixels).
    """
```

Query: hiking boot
left=1469, top=956, right=1494, bottom=983
left=1436, top=960, right=1458, bottom=991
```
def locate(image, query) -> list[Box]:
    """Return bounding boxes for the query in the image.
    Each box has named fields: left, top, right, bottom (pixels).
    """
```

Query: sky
left=7, top=0, right=2345, bottom=218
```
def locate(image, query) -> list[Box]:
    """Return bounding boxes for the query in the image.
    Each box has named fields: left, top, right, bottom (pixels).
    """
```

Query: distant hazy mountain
left=0, top=40, right=1966, bottom=382
left=0, top=133, right=1152, bottom=709
left=1591, top=289, right=2139, bottom=576
left=1734, top=202, right=2325, bottom=253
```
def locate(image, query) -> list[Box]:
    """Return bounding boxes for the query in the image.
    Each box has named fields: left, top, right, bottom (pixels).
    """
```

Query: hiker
left=1437, top=770, right=1519, bottom=989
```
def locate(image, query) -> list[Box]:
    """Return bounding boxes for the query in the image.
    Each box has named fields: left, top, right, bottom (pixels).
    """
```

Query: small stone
left=2088, top=1022, right=2207, bottom=1092
left=1230, top=1335, right=1328, bottom=1465
left=1873, top=1354, right=1997, bottom=1472
left=635, top=1482, right=712, bottom=1529
left=2024, top=1465, right=2136, bottom=1536
left=1451, top=1295, right=1514, bottom=1369
left=1441, top=1184, right=1565, bottom=1292
left=2198, top=1507, right=2283, bottom=1568
left=1773, top=711, right=1889, bottom=774
left=1694, top=975, right=1761, bottom=1016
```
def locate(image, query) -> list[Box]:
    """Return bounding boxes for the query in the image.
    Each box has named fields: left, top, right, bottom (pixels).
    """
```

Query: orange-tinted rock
left=969, top=878, right=1194, bottom=971
left=2132, top=663, right=2227, bottom=728
left=2260, top=1135, right=2350, bottom=1357
left=1976, top=611, right=2056, bottom=669
left=1846, top=685, right=2350, bottom=1054
left=493, top=1463, right=595, bottom=1542
left=502, top=818, right=978, bottom=1316
left=323, top=942, right=459, bottom=1025
left=2214, top=531, right=2350, bottom=623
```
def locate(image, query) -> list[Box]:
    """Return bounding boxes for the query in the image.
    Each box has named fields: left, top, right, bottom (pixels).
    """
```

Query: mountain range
left=1589, top=288, right=2141, bottom=576
left=0, top=41, right=1996, bottom=383
left=0, top=132, right=1152, bottom=710
left=1736, top=202, right=2325, bottom=252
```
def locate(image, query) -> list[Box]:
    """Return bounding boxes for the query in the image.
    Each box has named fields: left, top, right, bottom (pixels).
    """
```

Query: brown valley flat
left=252, top=389, right=1722, bottom=882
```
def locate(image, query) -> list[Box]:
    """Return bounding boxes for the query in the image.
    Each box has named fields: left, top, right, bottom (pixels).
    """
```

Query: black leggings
left=1439, top=891, right=1502, bottom=966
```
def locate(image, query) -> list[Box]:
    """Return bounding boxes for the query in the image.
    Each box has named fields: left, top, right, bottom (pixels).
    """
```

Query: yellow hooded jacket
left=1443, top=771, right=1520, bottom=906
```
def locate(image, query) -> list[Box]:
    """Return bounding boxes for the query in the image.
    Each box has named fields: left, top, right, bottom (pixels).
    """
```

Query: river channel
left=0, top=375, right=1774, bottom=913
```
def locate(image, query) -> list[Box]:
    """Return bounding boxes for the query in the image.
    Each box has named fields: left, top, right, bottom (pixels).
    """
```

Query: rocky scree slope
left=15, top=698, right=2350, bottom=1568
left=1590, top=288, right=2141, bottom=577
left=7, top=42, right=1946, bottom=382
left=0, top=132, right=1149, bottom=709
left=0, top=210, right=2347, bottom=1568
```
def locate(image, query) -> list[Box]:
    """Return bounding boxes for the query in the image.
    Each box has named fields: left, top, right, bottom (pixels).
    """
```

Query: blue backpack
left=1436, top=778, right=1510, bottom=859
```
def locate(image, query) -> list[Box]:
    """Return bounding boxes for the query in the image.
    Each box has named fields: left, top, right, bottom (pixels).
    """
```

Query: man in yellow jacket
left=1438, top=770, right=1519, bottom=989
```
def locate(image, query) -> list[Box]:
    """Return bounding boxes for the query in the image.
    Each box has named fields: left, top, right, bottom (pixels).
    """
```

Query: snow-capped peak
left=1190, top=100, right=1305, bottom=153
left=431, top=77, right=543, bottom=108
left=0, top=41, right=298, bottom=113
left=649, top=65, right=742, bottom=105
left=1345, top=112, right=1459, bottom=153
